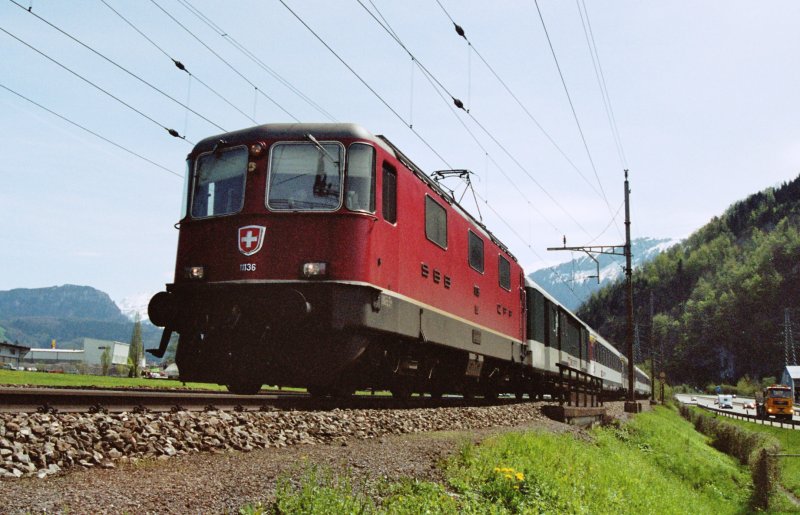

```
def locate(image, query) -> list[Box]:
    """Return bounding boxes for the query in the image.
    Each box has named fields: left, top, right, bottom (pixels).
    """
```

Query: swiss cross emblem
left=238, top=225, right=266, bottom=256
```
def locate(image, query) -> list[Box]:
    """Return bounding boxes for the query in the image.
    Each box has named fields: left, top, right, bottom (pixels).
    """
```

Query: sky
left=1, top=1, right=799, bottom=308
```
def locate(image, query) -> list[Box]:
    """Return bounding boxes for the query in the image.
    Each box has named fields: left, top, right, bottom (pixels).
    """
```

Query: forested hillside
left=578, top=175, right=800, bottom=386
left=0, top=285, right=160, bottom=349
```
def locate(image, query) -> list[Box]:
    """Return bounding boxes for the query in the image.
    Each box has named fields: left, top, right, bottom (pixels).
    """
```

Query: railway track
left=0, top=386, right=523, bottom=413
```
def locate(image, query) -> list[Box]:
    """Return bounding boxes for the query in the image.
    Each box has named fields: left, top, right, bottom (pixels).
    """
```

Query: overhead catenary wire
left=533, top=0, right=622, bottom=238
left=355, top=0, right=593, bottom=240
left=8, top=0, right=225, bottom=134
left=148, top=0, right=301, bottom=123
left=98, top=0, right=259, bottom=126
left=0, top=82, right=182, bottom=178
left=0, top=25, right=192, bottom=143
left=416, top=58, right=563, bottom=235
left=277, top=0, right=453, bottom=169
left=176, top=0, right=337, bottom=123
left=576, top=0, right=628, bottom=170
left=433, top=0, right=606, bottom=202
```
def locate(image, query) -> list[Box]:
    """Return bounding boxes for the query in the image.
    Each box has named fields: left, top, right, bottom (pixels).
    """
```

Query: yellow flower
left=494, top=467, right=501, bottom=473
left=504, top=474, right=513, bottom=480
left=515, top=472, right=525, bottom=481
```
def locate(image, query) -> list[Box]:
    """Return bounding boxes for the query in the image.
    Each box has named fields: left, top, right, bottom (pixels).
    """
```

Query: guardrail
left=695, top=402, right=799, bottom=430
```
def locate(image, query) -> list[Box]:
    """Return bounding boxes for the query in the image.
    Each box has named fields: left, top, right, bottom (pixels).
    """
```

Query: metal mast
left=547, top=170, right=639, bottom=412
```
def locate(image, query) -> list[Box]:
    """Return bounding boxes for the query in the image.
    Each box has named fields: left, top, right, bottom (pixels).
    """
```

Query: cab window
left=191, top=146, right=247, bottom=218
left=345, top=144, right=375, bottom=212
left=267, top=142, right=343, bottom=211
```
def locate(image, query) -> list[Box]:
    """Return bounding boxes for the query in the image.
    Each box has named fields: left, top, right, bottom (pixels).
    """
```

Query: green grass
left=249, top=406, right=754, bottom=514
left=705, top=409, right=800, bottom=500
left=0, top=369, right=226, bottom=390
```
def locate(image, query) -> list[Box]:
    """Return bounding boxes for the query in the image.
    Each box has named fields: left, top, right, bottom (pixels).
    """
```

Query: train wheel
left=483, top=389, right=498, bottom=401
left=307, top=385, right=329, bottom=398
left=226, top=378, right=262, bottom=395
left=391, top=385, right=413, bottom=400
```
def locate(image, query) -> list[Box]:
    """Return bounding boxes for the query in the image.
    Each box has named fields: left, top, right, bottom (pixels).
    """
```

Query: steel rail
left=0, top=387, right=524, bottom=414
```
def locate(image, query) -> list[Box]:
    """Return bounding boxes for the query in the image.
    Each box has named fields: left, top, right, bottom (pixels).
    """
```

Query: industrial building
left=781, top=365, right=800, bottom=403
left=23, top=338, right=130, bottom=367
left=0, top=341, right=31, bottom=369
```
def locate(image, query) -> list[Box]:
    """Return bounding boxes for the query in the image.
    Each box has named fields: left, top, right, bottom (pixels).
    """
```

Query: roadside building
left=82, top=338, right=129, bottom=366
left=23, top=338, right=130, bottom=370
left=781, top=365, right=800, bottom=403
left=0, top=341, right=31, bottom=369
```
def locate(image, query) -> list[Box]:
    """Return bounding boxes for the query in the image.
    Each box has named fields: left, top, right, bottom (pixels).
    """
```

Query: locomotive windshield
left=190, top=146, right=248, bottom=218
left=267, top=142, right=343, bottom=211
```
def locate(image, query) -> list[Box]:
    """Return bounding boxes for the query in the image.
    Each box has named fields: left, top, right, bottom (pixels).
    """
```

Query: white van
left=717, top=394, right=733, bottom=409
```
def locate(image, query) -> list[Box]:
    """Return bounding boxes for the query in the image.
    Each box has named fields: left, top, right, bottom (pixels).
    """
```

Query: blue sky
left=1, top=1, right=799, bottom=306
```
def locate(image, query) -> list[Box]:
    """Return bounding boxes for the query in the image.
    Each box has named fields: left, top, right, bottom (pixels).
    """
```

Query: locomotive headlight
left=302, top=262, right=328, bottom=279
left=249, top=142, right=265, bottom=158
left=185, top=266, right=205, bottom=280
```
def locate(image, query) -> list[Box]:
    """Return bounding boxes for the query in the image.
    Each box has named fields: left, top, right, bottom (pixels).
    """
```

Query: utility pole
left=634, top=323, right=640, bottom=364
left=623, top=170, right=637, bottom=412
left=650, top=291, right=655, bottom=403
left=547, top=170, right=639, bottom=413
left=786, top=308, right=796, bottom=366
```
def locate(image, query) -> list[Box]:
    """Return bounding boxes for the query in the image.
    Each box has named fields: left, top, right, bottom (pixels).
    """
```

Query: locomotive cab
left=149, top=125, right=386, bottom=394
left=149, top=123, right=529, bottom=398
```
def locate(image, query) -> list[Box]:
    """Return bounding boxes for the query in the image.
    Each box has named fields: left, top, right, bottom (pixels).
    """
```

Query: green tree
left=127, top=313, right=144, bottom=377
left=100, top=345, right=112, bottom=376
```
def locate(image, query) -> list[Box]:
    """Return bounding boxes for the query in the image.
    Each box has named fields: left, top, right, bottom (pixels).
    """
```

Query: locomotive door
left=376, top=161, right=399, bottom=291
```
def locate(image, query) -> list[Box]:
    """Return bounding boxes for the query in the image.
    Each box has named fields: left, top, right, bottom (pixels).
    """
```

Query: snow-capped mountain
left=529, top=237, right=679, bottom=311
left=116, top=292, right=153, bottom=322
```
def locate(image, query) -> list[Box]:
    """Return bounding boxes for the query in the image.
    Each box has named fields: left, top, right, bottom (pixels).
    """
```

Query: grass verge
left=0, top=369, right=225, bottom=390
left=696, top=406, right=800, bottom=504
left=244, top=406, right=753, bottom=514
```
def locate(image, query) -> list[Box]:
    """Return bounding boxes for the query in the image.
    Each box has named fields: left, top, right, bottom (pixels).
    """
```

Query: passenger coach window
left=468, top=231, right=484, bottom=273
left=345, top=144, right=375, bottom=212
left=267, top=142, right=343, bottom=211
left=425, top=196, right=447, bottom=249
left=382, top=163, right=397, bottom=223
left=191, top=146, right=247, bottom=218
left=498, top=255, right=511, bottom=290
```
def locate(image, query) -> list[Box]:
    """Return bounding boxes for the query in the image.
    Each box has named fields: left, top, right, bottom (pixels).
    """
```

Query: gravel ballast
left=0, top=401, right=639, bottom=513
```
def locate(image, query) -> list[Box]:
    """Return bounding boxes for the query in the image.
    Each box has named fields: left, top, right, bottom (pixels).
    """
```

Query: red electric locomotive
left=148, top=123, right=526, bottom=397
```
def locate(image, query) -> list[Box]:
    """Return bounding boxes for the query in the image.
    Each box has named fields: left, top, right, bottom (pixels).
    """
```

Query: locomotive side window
left=191, top=146, right=247, bottom=218
left=382, top=163, right=397, bottom=223
left=498, top=255, right=511, bottom=290
left=468, top=230, right=484, bottom=273
left=425, top=196, right=447, bottom=249
left=345, top=144, right=375, bottom=213
left=267, top=142, right=343, bottom=211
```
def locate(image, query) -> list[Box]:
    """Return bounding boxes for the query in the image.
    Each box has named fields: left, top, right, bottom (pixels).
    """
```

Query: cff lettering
left=239, top=263, right=257, bottom=272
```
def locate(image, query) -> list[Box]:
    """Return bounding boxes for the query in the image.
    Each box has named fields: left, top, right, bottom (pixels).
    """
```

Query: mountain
left=116, top=292, right=153, bottom=322
left=529, top=237, right=678, bottom=311
left=577, top=174, right=800, bottom=387
left=0, top=285, right=128, bottom=322
left=0, top=285, right=161, bottom=350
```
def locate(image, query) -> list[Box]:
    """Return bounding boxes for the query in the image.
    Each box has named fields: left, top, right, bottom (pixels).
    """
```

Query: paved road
left=676, top=393, right=799, bottom=429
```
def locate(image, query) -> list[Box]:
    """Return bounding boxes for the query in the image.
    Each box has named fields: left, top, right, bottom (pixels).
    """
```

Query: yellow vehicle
left=756, top=384, right=794, bottom=421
